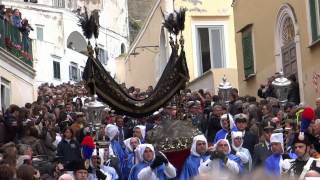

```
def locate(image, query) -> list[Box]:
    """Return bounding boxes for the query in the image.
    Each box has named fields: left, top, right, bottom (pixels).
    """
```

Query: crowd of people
left=0, top=4, right=33, bottom=52
left=0, top=76, right=319, bottom=180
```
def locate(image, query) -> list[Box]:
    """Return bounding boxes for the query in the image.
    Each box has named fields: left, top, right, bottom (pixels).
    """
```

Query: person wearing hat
left=105, top=124, right=126, bottom=175
left=180, top=135, right=209, bottom=179
left=234, top=113, right=259, bottom=155
left=123, top=137, right=140, bottom=180
left=252, top=121, right=275, bottom=168
left=264, top=133, right=296, bottom=176
left=88, top=148, right=118, bottom=180
left=73, top=160, right=89, bottom=180
left=133, top=125, right=146, bottom=144
left=128, top=144, right=176, bottom=180
left=230, top=131, right=252, bottom=172
left=212, top=113, right=237, bottom=144
left=199, top=138, right=243, bottom=176
left=280, top=133, right=320, bottom=179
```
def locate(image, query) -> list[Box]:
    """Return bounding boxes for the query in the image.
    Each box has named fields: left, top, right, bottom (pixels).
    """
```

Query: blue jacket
left=180, top=154, right=209, bottom=180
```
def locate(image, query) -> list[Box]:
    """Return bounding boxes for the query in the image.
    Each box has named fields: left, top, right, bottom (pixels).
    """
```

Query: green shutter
left=310, top=0, right=319, bottom=41
left=242, top=30, right=254, bottom=78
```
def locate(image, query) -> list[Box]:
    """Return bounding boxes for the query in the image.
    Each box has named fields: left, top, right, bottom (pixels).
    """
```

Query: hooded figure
left=231, top=131, right=252, bottom=172
left=180, top=135, right=209, bottom=180
left=134, top=125, right=146, bottom=143
left=213, top=114, right=237, bottom=143
left=264, top=133, right=296, bottom=176
left=105, top=124, right=126, bottom=175
left=123, top=137, right=141, bottom=180
left=128, top=144, right=176, bottom=180
left=88, top=149, right=118, bottom=180
left=199, top=138, right=243, bottom=176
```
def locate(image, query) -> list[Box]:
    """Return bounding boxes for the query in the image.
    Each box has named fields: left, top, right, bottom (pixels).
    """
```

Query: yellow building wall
left=119, top=1, right=165, bottom=90
left=175, top=0, right=238, bottom=86
left=0, top=66, right=35, bottom=107
left=119, top=0, right=238, bottom=91
left=233, top=0, right=320, bottom=105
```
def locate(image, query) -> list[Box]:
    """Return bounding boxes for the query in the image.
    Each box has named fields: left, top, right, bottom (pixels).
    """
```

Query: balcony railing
left=0, top=19, right=33, bottom=67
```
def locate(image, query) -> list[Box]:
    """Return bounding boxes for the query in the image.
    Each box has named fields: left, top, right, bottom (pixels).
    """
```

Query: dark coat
left=206, top=114, right=221, bottom=143
left=253, top=141, right=272, bottom=168
left=57, top=138, right=81, bottom=165
left=287, top=82, right=300, bottom=105
left=242, top=131, right=259, bottom=155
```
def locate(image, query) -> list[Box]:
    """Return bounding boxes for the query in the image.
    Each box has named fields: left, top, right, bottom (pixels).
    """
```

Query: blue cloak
left=110, top=139, right=126, bottom=176
left=123, top=149, right=135, bottom=180
left=213, top=127, right=237, bottom=144
left=180, top=154, right=209, bottom=180
left=264, top=153, right=297, bottom=176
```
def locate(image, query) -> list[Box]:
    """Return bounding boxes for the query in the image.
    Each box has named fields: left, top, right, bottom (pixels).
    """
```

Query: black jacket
left=242, top=131, right=259, bottom=155
left=57, top=138, right=81, bottom=165
left=206, top=114, right=221, bottom=142
left=252, top=141, right=272, bottom=168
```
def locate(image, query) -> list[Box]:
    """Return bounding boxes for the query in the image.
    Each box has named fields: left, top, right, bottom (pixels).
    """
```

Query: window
left=98, top=48, right=108, bottom=65
left=69, top=62, right=80, bottom=81
left=0, top=78, right=10, bottom=111
left=196, top=26, right=226, bottom=74
left=53, top=61, right=61, bottom=79
left=241, top=26, right=255, bottom=79
left=36, top=27, right=43, bottom=41
left=309, top=0, right=320, bottom=41
left=121, top=43, right=126, bottom=54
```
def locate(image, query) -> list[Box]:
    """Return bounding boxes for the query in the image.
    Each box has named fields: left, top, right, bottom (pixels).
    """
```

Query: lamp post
left=84, top=94, right=105, bottom=140
left=218, top=75, right=232, bottom=105
left=272, top=71, right=291, bottom=106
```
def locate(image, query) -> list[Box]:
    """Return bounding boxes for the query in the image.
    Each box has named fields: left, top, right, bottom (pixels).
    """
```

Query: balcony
left=0, top=19, right=33, bottom=67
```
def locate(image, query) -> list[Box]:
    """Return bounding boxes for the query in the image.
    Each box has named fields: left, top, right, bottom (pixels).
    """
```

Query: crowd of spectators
left=0, top=74, right=318, bottom=179
left=0, top=4, right=33, bottom=52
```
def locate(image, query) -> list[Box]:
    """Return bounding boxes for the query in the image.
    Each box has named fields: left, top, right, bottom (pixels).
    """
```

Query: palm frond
left=78, top=7, right=93, bottom=39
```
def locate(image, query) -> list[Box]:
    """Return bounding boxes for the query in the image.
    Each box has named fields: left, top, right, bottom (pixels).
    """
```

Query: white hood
left=135, top=125, right=146, bottom=139
left=105, top=124, right=119, bottom=140
left=213, top=138, right=231, bottom=154
left=220, top=113, right=235, bottom=131
left=124, top=137, right=141, bottom=152
left=138, top=144, right=155, bottom=163
left=191, top=135, right=208, bottom=157
left=231, top=131, right=244, bottom=152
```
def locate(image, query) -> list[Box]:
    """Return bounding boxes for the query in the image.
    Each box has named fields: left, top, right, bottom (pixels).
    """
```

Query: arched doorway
left=275, top=4, right=304, bottom=101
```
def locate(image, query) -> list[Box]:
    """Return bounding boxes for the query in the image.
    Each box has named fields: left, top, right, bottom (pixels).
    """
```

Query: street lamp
left=84, top=94, right=106, bottom=139
left=218, top=75, right=232, bottom=104
left=272, top=71, right=291, bottom=105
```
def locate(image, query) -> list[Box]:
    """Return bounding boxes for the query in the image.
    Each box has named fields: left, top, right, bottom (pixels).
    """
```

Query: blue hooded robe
left=213, top=114, right=237, bottom=143
left=180, top=154, right=209, bottom=180
left=180, top=134, right=209, bottom=180
left=264, top=153, right=297, bottom=176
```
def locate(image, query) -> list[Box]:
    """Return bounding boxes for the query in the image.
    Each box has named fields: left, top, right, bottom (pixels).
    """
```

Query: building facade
left=118, top=0, right=238, bottom=93
left=233, top=0, right=320, bottom=105
left=3, top=0, right=129, bottom=87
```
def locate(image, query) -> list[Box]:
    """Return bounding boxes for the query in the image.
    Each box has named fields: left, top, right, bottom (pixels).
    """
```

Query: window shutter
left=242, top=30, right=254, bottom=78
left=310, top=0, right=319, bottom=41
left=56, top=62, right=60, bottom=79
left=69, top=65, right=72, bottom=80
left=77, top=68, right=81, bottom=82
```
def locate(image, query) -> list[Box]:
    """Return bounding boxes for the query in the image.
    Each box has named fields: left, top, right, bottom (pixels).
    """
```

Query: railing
left=0, top=19, right=33, bottom=67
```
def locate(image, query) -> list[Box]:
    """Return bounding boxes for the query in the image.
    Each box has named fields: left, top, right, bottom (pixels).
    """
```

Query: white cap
left=270, top=133, right=283, bottom=145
